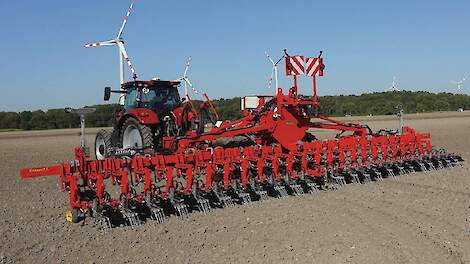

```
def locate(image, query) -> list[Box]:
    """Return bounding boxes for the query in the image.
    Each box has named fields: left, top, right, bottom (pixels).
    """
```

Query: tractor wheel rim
left=95, top=135, right=106, bottom=160
left=123, top=124, right=143, bottom=149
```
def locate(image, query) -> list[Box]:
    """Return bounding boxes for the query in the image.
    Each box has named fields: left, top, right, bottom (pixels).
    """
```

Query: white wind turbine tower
left=387, top=76, right=400, bottom=92
left=176, top=56, right=199, bottom=100
left=450, top=78, right=466, bottom=92
left=84, top=0, right=138, bottom=105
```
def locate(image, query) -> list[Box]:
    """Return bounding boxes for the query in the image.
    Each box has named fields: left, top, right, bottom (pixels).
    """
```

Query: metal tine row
left=238, top=192, right=252, bottom=204
left=123, top=211, right=141, bottom=229
left=150, top=207, right=165, bottom=224
left=274, top=185, right=289, bottom=198
left=197, top=198, right=211, bottom=214
left=96, top=216, right=112, bottom=233
left=290, top=184, right=304, bottom=195
left=256, top=190, right=269, bottom=200
left=174, top=203, right=190, bottom=218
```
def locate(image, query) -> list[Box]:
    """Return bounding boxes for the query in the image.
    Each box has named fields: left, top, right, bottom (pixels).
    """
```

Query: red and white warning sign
left=305, top=57, right=324, bottom=77
left=285, top=55, right=305, bottom=76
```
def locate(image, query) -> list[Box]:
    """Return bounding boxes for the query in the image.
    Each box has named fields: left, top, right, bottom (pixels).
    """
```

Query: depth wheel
left=65, top=208, right=81, bottom=223
left=121, top=117, right=154, bottom=151
left=95, top=129, right=112, bottom=160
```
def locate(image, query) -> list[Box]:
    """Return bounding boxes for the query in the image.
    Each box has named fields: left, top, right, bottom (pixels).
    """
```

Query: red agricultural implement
left=20, top=49, right=464, bottom=231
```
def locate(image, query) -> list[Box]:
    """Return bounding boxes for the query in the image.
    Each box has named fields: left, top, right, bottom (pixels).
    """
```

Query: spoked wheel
left=121, top=117, right=154, bottom=151
left=95, top=130, right=112, bottom=160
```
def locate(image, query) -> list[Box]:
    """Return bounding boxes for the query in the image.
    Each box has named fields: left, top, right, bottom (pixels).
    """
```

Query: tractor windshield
left=141, top=86, right=181, bottom=111
left=124, top=83, right=181, bottom=111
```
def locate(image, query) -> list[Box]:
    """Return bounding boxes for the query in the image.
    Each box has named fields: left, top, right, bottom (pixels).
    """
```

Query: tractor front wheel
left=121, top=117, right=154, bottom=151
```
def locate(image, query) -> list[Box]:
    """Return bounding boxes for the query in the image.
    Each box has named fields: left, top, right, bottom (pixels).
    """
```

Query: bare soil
left=0, top=112, right=469, bottom=264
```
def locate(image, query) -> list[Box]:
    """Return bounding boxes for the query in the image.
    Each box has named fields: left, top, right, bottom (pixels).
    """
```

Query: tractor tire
left=95, top=129, right=113, bottom=160
left=121, top=117, right=154, bottom=151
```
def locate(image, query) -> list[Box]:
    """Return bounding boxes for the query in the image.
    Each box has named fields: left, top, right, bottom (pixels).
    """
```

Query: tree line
left=0, top=91, right=469, bottom=130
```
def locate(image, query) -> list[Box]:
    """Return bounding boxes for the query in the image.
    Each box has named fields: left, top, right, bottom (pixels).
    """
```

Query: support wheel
left=121, top=117, right=154, bottom=151
left=95, top=130, right=112, bottom=160
left=65, top=208, right=81, bottom=223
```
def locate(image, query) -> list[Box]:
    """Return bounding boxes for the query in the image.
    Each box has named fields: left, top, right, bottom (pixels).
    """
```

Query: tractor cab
left=121, top=80, right=182, bottom=113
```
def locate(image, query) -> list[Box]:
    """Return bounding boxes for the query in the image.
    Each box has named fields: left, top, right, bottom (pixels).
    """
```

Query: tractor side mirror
left=104, top=87, right=111, bottom=101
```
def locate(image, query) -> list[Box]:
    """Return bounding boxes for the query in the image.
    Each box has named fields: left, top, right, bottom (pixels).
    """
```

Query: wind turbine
left=388, top=76, right=400, bottom=92
left=450, top=78, right=466, bottom=91
left=176, top=56, right=199, bottom=100
left=84, top=0, right=137, bottom=105
left=265, top=51, right=284, bottom=93
left=265, top=52, right=278, bottom=92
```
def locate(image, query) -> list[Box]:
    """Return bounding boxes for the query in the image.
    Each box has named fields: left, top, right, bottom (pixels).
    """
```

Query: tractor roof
left=121, top=79, right=181, bottom=90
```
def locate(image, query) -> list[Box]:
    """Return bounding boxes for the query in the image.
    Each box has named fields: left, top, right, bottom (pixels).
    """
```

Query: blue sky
left=1, top=0, right=469, bottom=111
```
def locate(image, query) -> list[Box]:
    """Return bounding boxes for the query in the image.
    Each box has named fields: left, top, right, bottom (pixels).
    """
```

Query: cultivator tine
left=123, top=211, right=141, bottom=229
left=397, top=164, right=407, bottom=175
left=174, top=203, right=189, bottom=218
left=95, top=216, right=112, bottom=233
left=437, top=160, right=444, bottom=169
left=350, top=172, right=361, bottom=184
left=197, top=198, right=211, bottom=214
left=221, top=195, right=235, bottom=208
left=330, top=175, right=346, bottom=187
left=306, top=182, right=319, bottom=194
left=386, top=167, right=396, bottom=178
left=427, top=161, right=436, bottom=170
left=374, top=173, right=383, bottom=181
left=362, top=172, right=372, bottom=183
left=290, top=184, right=304, bottom=195
left=407, top=164, right=416, bottom=173
left=256, top=190, right=269, bottom=200
left=416, top=161, right=427, bottom=172
left=238, top=192, right=252, bottom=204
left=150, top=207, right=165, bottom=224
left=274, top=185, right=288, bottom=198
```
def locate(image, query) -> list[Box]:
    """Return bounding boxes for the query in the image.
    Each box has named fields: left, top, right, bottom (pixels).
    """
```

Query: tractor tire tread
left=95, top=129, right=113, bottom=159
left=121, top=117, right=154, bottom=150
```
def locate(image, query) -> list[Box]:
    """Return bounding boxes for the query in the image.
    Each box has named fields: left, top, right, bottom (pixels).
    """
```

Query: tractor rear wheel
left=121, top=117, right=154, bottom=151
left=95, top=130, right=112, bottom=160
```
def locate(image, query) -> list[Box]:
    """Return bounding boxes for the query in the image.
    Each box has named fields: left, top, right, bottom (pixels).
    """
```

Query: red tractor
left=95, top=79, right=218, bottom=160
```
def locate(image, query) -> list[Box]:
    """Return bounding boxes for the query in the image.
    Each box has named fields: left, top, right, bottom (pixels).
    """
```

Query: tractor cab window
left=144, top=86, right=181, bottom=110
left=124, top=88, right=138, bottom=109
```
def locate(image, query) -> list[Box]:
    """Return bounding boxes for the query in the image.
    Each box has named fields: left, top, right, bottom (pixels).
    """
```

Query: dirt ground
left=0, top=112, right=469, bottom=264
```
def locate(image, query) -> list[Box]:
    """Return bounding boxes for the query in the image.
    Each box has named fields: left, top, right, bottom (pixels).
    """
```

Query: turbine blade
left=184, top=78, right=199, bottom=94
left=117, top=42, right=137, bottom=78
left=84, top=40, right=115, bottom=48
left=265, top=51, right=275, bottom=65
left=183, top=56, right=192, bottom=77
left=117, top=0, right=136, bottom=39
